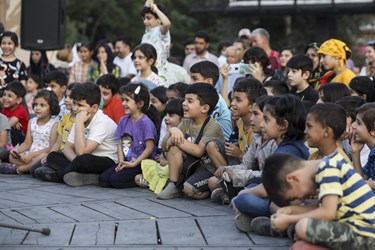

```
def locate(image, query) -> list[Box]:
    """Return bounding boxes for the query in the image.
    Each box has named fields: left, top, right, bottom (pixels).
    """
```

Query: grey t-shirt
left=0, top=113, right=11, bottom=146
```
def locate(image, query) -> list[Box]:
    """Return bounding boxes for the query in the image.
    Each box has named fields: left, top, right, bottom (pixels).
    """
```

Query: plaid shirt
left=68, top=61, right=97, bottom=84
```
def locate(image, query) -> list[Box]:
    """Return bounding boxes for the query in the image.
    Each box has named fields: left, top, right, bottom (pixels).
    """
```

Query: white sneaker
left=157, top=182, right=182, bottom=200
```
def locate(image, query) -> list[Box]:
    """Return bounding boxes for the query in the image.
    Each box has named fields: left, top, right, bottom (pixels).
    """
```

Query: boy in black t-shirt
left=287, top=55, right=318, bottom=103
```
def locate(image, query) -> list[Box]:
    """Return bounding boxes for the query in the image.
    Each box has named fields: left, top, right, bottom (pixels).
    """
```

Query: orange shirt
left=103, top=97, right=125, bottom=124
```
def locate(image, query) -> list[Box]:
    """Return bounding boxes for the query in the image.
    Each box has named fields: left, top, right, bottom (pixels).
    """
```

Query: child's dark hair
left=281, top=47, right=296, bottom=56
left=118, top=77, right=131, bottom=89
left=308, top=103, right=346, bottom=140
left=184, top=37, right=194, bottom=47
left=45, top=71, right=68, bottom=87
left=120, top=83, right=160, bottom=136
left=335, top=96, right=366, bottom=122
left=264, top=94, right=306, bottom=140
left=33, top=89, right=60, bottom=116
left=319, top=83, right=350, bottom=103
left=349, top=76, right=375, bottom=102
left=0, top=31, right=18, bottom=46
left=131, top=43, right=158, bottom=74
left=167, top=82, right=189, bottom=98
left=243, top=47, right=273, bottom=76
left=185, top=82, right=218, bottom=115
left=355, top=103, right=375, bottom=132
left=255, top=95, right=272, bottom=111
left=4, top=81, right=26, bottom=98
left=97, top=74, right=120, bottom=95
left=262, top=153, right=303, bottom=206
left=195, top=30, right=210, bottom=43
left=263, top=80, right=289, bottom=96
left=190, top=61, right=219, bottom=85
left=70, top=82, right=101, bottom=106
left=28, top=73, right=43, bottom=89
left=150, top=86, right=168, bottom=106
left=77, top=41, right=94, bottom=51
left=233, top=78, right=267, bottom=104
left=286, top=55, right=313, bottom=77
left=140, top=3, right=167, bottom=19
left=165, top=98, right=184, bottom=117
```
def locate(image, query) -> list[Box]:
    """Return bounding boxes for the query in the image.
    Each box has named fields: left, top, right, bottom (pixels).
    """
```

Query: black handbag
left=175, top=117, right=210, bottom=189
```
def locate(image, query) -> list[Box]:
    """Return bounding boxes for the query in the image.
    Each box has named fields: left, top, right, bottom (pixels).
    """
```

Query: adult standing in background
left=113, top=37, right=137, bottom=79
left=251, top=28, right=280, bottom=71
left=183, top=30, right=219, bottom=72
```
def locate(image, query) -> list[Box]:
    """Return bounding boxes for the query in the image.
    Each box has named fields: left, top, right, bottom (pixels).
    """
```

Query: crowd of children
left=0, top=0, right=375, bottom=248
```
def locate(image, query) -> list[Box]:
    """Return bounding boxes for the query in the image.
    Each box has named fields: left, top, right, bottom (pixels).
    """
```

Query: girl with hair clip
left=0, top=89, right=59, bottom=174
left=131, top=43, right=163, bottom=86
left=318, top=38, right=355, bottom=86
left=68, top=41, right=97, bottom=84
left=232, top=94, right=309, bottom=233
left=99, top=83, right=159, bottom=188
left=243, top=47, right=274, bottom=83
left=27, top=50, right=55, bottom=83
left=0, top=31, right=28, bottom=90
left=89, top=41, right=121, bottom=82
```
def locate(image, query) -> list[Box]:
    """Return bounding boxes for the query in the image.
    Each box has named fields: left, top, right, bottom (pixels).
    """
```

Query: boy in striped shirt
left=262, top=153, right=375, bottom=249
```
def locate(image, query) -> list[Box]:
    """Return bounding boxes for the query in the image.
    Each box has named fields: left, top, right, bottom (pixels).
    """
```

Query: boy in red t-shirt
left=2, top=81, right=29, bottom=146
left=97, top=74, right=125, bottom=124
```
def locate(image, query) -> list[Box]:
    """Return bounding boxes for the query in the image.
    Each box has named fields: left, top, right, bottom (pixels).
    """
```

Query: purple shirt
left=115, top=115, right=157, bottom=162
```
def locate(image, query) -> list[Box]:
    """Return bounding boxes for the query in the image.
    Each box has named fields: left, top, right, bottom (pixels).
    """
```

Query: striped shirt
left=316, top=151, right=375, bottom=238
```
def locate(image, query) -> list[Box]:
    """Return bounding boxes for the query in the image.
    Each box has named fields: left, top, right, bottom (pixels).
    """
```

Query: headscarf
left=318, top=39, right=351, bottom=71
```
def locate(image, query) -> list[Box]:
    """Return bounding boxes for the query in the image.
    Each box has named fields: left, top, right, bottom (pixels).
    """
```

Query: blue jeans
left=232, top=183, right=271, bottom=217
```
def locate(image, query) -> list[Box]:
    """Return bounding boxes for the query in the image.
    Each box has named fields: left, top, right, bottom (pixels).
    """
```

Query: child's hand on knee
left=214, top=166, right=226, bottom=178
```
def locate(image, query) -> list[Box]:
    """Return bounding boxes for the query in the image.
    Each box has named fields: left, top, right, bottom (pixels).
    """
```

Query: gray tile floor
left=0, top=175, right=291, bottom=249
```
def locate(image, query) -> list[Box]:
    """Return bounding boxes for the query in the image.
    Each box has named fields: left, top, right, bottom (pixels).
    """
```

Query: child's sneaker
left=211, top=188, right=231, bottom=206
left=250, top=216, right=275, bottom=236
left=35, top=166, right=63, bottom=183
left=234, top=212, right=253, bottom=233
left=63, top=172, right=99, bottom=186
left=0, top=163, right=18, bottom=174
left=157, top=182, right=182, bottom=199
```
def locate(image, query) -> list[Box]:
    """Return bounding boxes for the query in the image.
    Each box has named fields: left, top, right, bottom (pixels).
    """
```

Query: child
left=45, top=71, right=69, bottom=120
left=166, top=82, right=189, bottom=101
left=232, top=94, right=309, bottom=230
left=25, top=73, right=42, bottom=117
left=68, top=41, right=97, bottom=84
left=317, top=82, right=350, bottom=103
left=349, top=76, right=375, bottom=102
left=190, top=61, right=232, bottom=140
left=209, top=95, right=277, bottom=207
left=60, top=82, right=118, bottom=186
left=97, top=74, right=125, bottom=124
left=206, top=78, right=267, bottom=175
left=131, top=43, right=163, bottom=86
left=99, top=84, right=158, bottom=188
left=32, top=84, right=77, bottom=181
left=318, top=38, right=355, bottom=86
left=157, top=83, right=224, bottom=200
left=351, top=103, right=375, bottom=190
left=0, top=90, right=59, bottom=174
left=141, top=0, right=171, bottom=85
left=0, top=31, right=28, bottom=89
left=2, top=81, right=29, bottom=146
left=137, top=98, right=184, bottom=192
left=287, top=55, right=318, bottom=103
left=261, top=153, right=375, bottom=249
left=89, top=41, right=121, bottom=82
left=0, top=113, right=11, bottom=161
left=263, top=80, right=289, bottom=96
left=150, top=86, right=167, bottom=115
